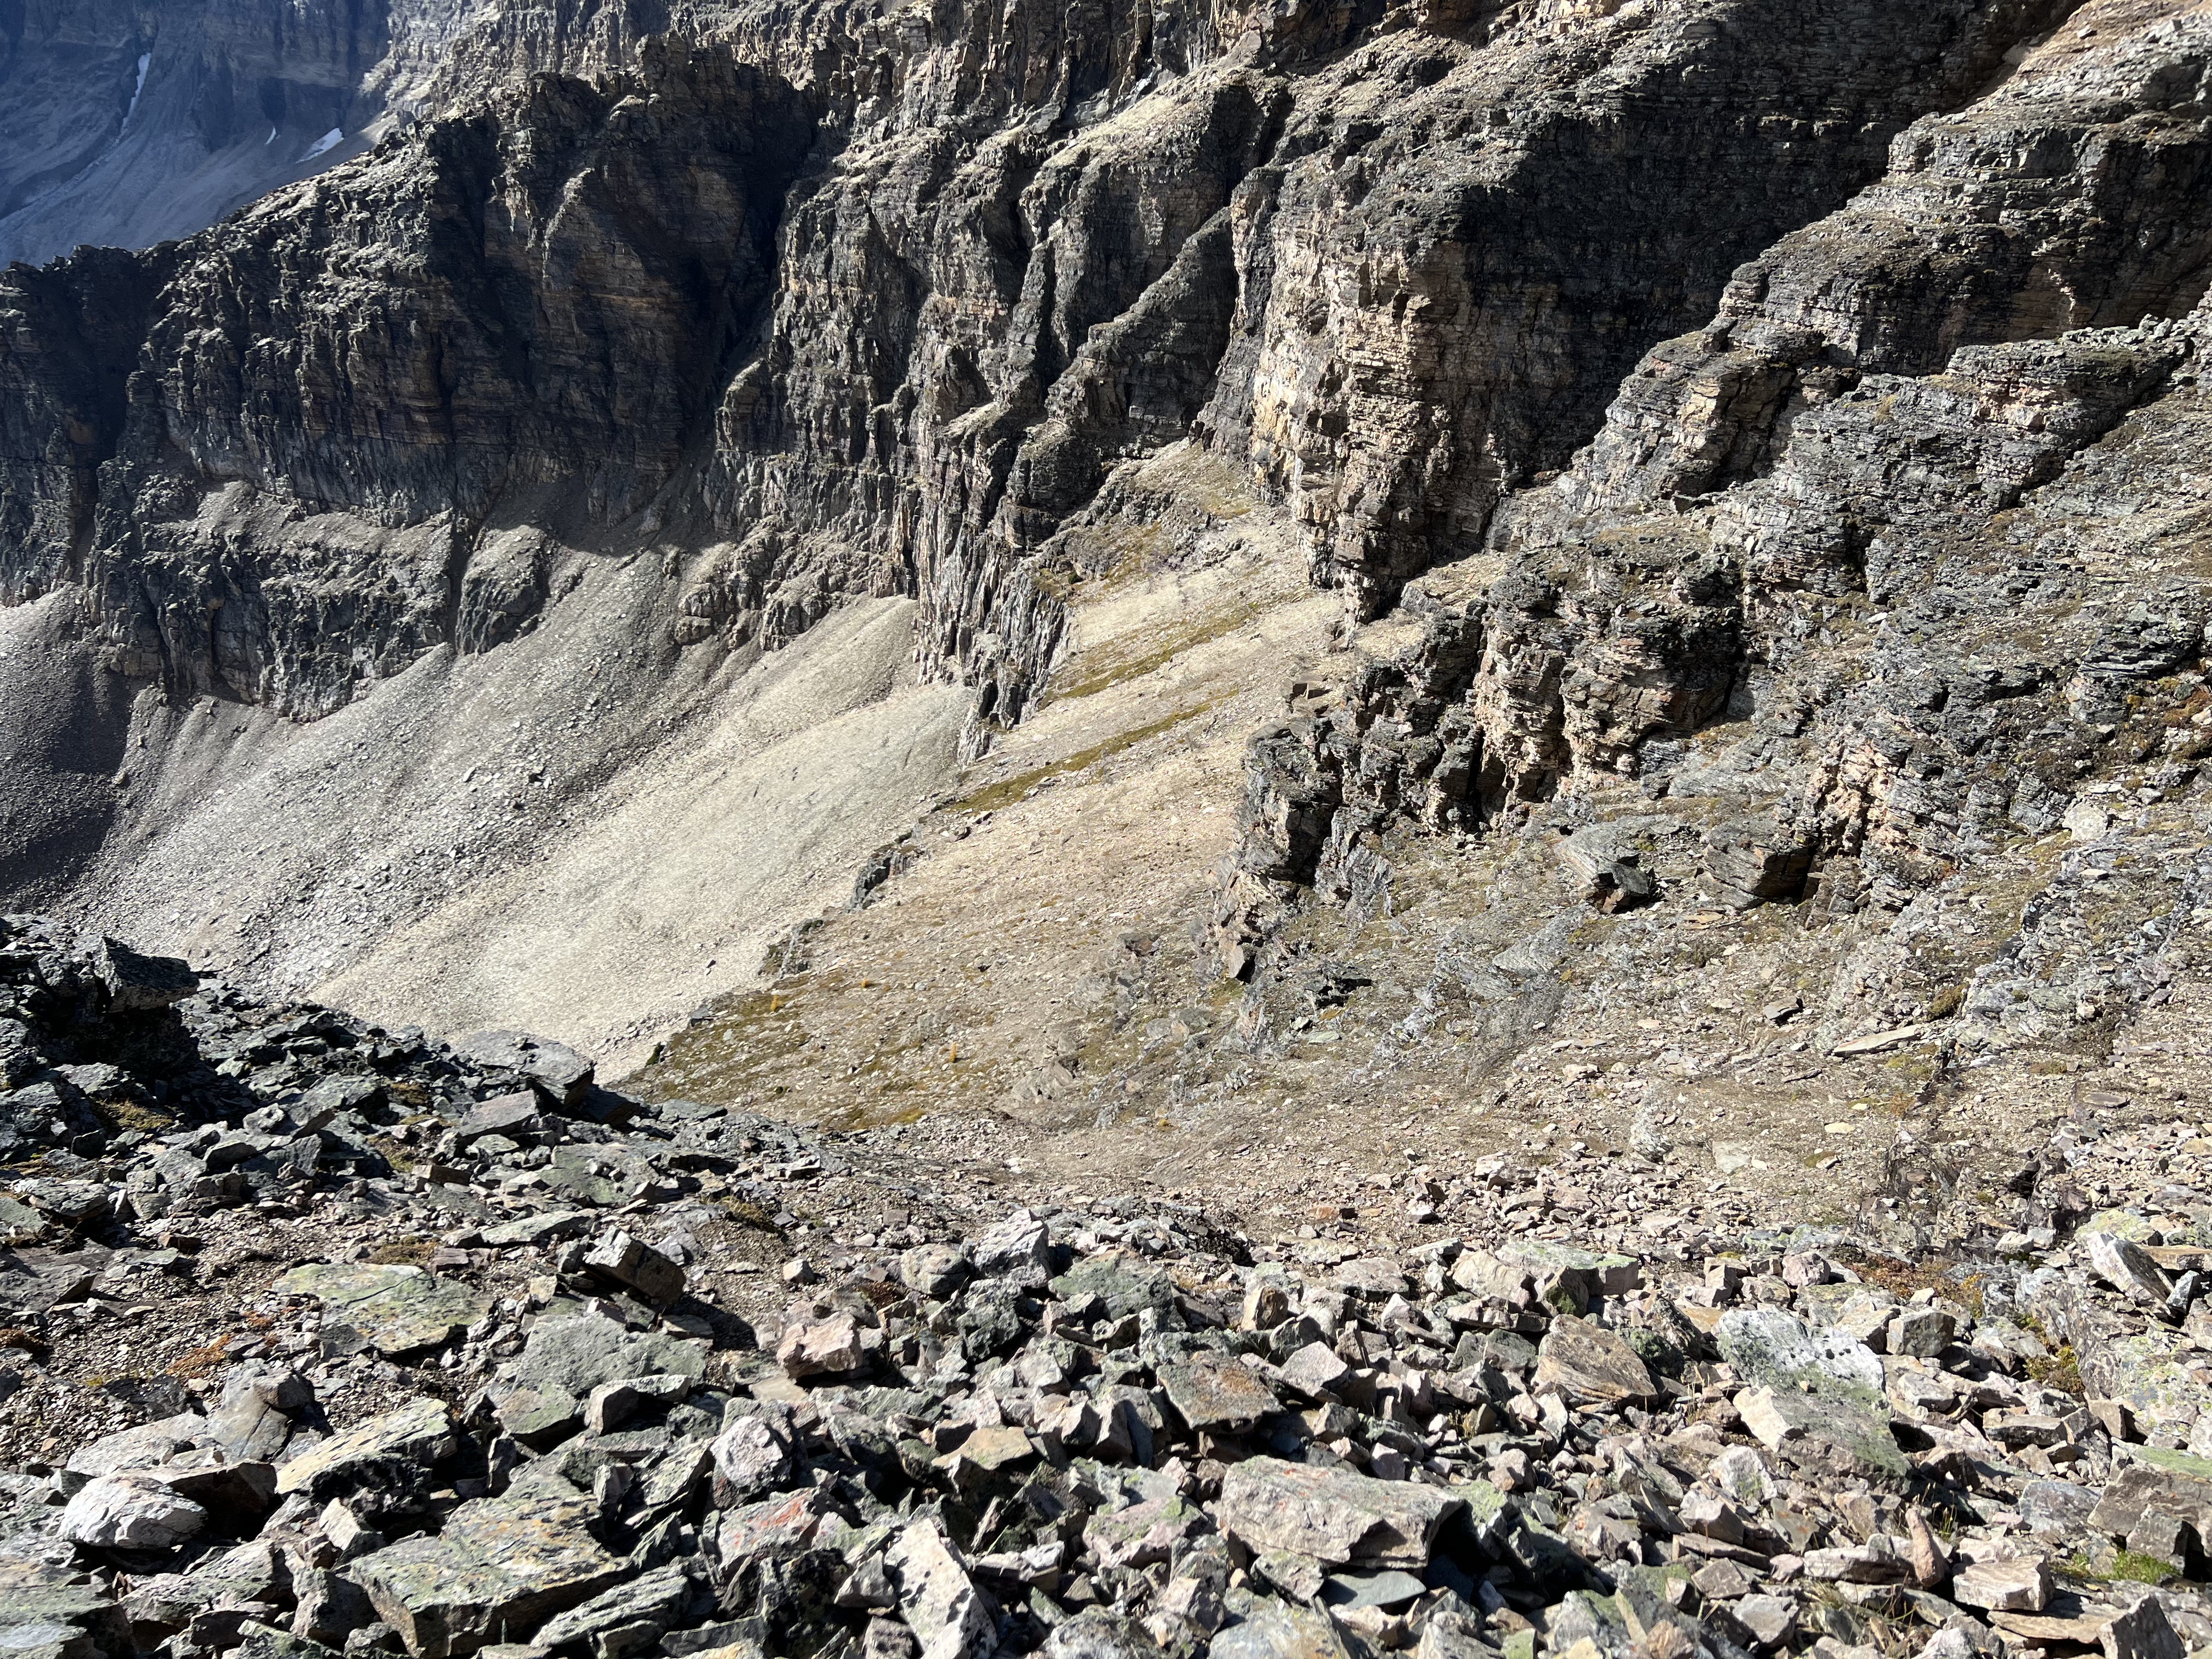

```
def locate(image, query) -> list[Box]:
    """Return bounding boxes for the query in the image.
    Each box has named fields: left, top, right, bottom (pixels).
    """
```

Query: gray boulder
left=59, top=1474, right=208, bottom=1549
left=1215, top=1458, right=1463, bottom=1568
left=349, top=1492, right=628, bottom=1658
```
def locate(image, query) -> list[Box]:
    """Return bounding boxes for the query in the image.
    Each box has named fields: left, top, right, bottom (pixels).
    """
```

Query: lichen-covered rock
left=1533, top=1317, right=1655, bottom=1406
left=885, top=1521, right=995, bottom=1659
left=1215, top=1458, right=1464, bottom=1568
left=348, top=1493, right=628, bottom=1658
left=272, top=1264, right=492, bottom=1358
left=273, top=1398, right=458, bottom=1500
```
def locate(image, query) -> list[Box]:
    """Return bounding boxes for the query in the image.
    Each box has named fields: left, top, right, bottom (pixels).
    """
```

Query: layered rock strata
left=1215, top=7, right=2212, bottom=1052
left=1, top=0, right=2090, bottom=757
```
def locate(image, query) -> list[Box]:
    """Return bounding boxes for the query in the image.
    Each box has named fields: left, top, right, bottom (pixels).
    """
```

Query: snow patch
left=302, top=128, right=345, bottom=162
left=266, top=127, right=278, bottom=146
left=123, top=53, right=151, bottom=127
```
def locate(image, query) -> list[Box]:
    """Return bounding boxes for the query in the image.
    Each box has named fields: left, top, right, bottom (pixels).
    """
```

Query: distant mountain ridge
left=0, top=0, right=684, bottom=267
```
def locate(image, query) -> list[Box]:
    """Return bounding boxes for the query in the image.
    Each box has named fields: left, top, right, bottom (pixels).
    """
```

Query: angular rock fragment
left=1534, top=1317, right=1655, bottom=1404
left=1734, top=1385, right=1906, bottom=1478
left=0, top=1249, right=97, bottom=1313
left=0, top=1585, right=135, bottom=1659
left=973, top=1209, right=1053, bottom=1288
left=66, top=1412, right=205, bottom=1478
left=709, top=1410, right=796, bottom=1506
left=1717, top=1309, right=1884, bottom=1400
left=511, top=1314, right=708, bottom=1398
left=886, top=1521, right=995, bottom=1659
left=455, top=1095, right=543, bottom=1146
left=531, top=1564, right=693, bottom=1652
left=450, top=1032, right=595, bottom=1109
left=899, top=1244, right=972, bottom=1300
left=1803, top=1542, right=1911, bottom=1584
left=777, top=1311, right=870, bottom=1378
left=59, top=1474, right=207, bottom=1548
left=581, top=1230, right=685, bottom=1306
left=1951, top=1556, right=2052, bottom=1613
left=95, top=939, right=198, bottom=1010
left=274, top=1263, right=491, bottom=1357
left=1215, top=1457, right=1462, bottom=1568
left=275, top=1398, right=458, bottom=1499
left=2084, top=1232, right=2174, bottom=1313
left=2100, top=1594, right=2185, bottom=1659
left=1157, top=1352, right=1279, bottom=1429
left=1277, top=1342, right=1350, bottom=1399
left=2086, top=1462, right=2212, bottom=1549
left=349, top=1492, right=628, bottom=1658
left=584, top=1374, right=691, bottom=1434
left=1209, top=1600, right=1344, bottom=1659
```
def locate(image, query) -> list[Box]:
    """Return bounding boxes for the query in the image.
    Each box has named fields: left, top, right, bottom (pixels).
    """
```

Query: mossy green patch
left=1051, top=599, right=1269, bottom=702
left=2112, top=1549, right=2179, bottom=1585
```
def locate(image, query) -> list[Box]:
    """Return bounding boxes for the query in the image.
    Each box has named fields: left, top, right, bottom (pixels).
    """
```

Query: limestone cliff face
left=1215, top=4, right=2212, bottom=1049
left=2, top=48, right=815, bottom=716
left=0, top=0, right=2102, bottom=764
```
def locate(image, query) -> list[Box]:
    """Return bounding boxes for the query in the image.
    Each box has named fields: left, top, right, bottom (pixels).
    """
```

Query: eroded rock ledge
left=1211, top=12, right=2212, bottom=1057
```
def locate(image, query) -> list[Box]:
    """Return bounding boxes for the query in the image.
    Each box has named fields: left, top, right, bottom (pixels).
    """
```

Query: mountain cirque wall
left=4, top=0, right=2212, bottom=1066
left=1216, top=6, right=2212, bottom=1053
left=0, top=0, right=2089, bottom=747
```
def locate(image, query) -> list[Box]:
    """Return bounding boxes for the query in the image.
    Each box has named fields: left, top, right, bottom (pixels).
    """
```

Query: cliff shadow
left=0, top=590, right=134, bottom=906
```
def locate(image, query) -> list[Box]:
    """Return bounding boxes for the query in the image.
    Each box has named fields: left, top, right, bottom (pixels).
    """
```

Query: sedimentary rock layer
left=1215, top=7, right=2212, bottom=1058
left=0, top=0, right=2093, bottom=746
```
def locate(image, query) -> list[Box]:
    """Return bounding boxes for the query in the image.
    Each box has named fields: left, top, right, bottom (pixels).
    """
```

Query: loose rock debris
left=4, top=915, right=2212, bottom=1659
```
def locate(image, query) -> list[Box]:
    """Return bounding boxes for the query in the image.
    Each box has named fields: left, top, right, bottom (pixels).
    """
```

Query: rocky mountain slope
left=5, top=879, right=2212, bottom=1659
left=4, top=2, right=2212, bottom=1654
left=4, top=0, right=2203, bottom=1063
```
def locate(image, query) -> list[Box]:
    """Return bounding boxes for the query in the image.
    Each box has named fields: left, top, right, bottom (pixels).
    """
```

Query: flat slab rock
left=274, top=1263, right=492, bottom=1358
left=513, top=1313, right=708, bottom=1397
left=1734, top=1384, right=1909, bottom=1479
left=1158, top=1352, right=1279, bottom=1429
left=1215, top=1456, right=1464, bottom=1569
left=479, top=1210, right=592, bottom=1248
left=1534, top=1316, right=1654, bottom=1404
left=1953, top=1555, right=2053, bottom=1613
left=66, top=1410, right=206, bottom=1478
left=58, top=1473, right=207, bottom=1549
left=0, top=1247, right=99, bottom=1313
left=349, top=1491, right=627, bottom=1658
left=1715, top=1307, right=1885, bottom=1402
left=0, top=1582, right=134, bottom=1659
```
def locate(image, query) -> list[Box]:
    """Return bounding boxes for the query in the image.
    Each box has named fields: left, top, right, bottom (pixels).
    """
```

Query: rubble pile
left=8, top=914, right=2212, bottom=1659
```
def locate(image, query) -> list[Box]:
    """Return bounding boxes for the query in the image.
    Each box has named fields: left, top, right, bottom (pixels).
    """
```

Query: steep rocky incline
left=1215, top=4, right=2212, bottom=1053
left=9, top=920, right=2212, bottom=1659
left=0, top=0, right=2089, bottom=751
